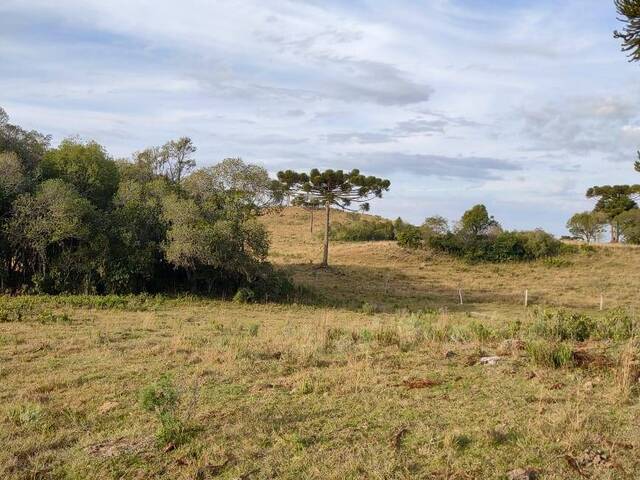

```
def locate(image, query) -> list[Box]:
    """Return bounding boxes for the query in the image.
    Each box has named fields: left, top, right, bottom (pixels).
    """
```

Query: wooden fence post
left=524, top=289, right=528, bottom=308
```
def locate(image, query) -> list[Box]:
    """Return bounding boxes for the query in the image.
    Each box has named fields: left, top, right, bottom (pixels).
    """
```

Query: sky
left=1, top=0, right=639, bottom=234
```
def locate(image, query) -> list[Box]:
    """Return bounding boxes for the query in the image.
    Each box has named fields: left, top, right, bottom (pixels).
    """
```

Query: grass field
left=2, top=207, right=640, bottom=479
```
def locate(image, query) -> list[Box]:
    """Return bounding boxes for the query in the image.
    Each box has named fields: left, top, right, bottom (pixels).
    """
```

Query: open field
left=2, top=208, right=640, bottom=479
left=264, top=207, right=640, bottom=314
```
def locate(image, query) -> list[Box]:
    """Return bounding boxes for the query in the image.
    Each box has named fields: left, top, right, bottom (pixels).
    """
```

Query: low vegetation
left=1, top=209, right=639, bottom=478
left=1, top=296, right=639, bottom=478
left=396, top=204, right=565, bottom=263
left=329, top=216, right=396, bottom=242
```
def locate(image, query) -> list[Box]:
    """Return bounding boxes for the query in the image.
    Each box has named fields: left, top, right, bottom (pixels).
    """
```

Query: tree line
left=0, top=108, right=299, bottom=296
left=395, top=205, right=564, bottom=262
left=0, top=108, right=392, bottom=295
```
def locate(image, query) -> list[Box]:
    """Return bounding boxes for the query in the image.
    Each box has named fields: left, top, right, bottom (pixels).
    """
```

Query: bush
left=526, top=341, right=574, bottom=368
left=409, top=205, right=564, bottom=263
left=397, top=227, right=423, bottom=249
left=596, top=309, right=636, bottom=340
left=139, top=375, right=188, bottom=446
left=426, top=229, right=563, bottom=263
left=233, top=288, right=255, bottom=304
left=521, top=229, right=562, bottom=259
left=330, top=218, right=395, bottom=241
left=529, top=308, right=636, bottom=342
left=529, top=309, right=596, bottom=342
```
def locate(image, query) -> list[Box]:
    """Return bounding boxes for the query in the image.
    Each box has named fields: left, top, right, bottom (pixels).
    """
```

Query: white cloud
left=1, top=0, right=639, bottom=234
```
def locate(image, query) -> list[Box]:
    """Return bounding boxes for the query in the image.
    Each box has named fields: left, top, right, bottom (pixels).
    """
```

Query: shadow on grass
left=280, top=262, right=543, bottom=314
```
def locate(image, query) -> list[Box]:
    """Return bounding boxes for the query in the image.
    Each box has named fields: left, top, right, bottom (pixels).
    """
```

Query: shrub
left=596, top=309, right=636, bottom=340
left=397, top=227, right=423, bottom=249
left=330, top=218, right=395, bottom=241
left=469, top=321, right=493, bottom=343
left=418, top=204, right=564, bottom=263
left=249, top=265, right=299, bottom=302
left=529, top=309, right=596, bottom=342
left=520, top=229, right=562, bottom=259
left=526, top=341, right=574, bottom=368
left=427, top=230, right=563, bottom=263
left=233, top=288, right=255, bottom=304
left=139, top=375, right=187, bottom=446
left=530, top=308, right=636, bottom=342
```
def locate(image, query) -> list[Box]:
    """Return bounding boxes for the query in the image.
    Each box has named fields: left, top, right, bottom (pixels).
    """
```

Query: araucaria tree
left=614, top=0, right=640, bottom=61
left=277, top=169, right=390, bottom=267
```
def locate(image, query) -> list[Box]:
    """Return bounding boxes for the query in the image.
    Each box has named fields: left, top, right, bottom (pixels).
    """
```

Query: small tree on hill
left=566, top=211, right=607, bottom=243
left=293, top=195, right=321, bottom=233
left=458, top=204, right=499, bottom=237
left=422, top=215, right=449, bottom=237
left=586, top=185, right=640, bottom=242
left=276, top=169, right=390, bottom=267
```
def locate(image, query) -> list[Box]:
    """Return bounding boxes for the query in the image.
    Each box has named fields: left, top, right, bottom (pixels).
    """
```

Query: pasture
left=1, top=207, right=640, bottom=479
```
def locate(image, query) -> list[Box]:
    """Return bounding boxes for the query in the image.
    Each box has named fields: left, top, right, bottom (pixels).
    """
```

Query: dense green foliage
left=398, top=204, right=563, bottom=262
left=0, top=108, right=292, bottom=298
left=585, top=185, right=640, bottom=242
left=566, top=211, right=607, bottom=243
left=330, top=216, right=395, bottom=241
left=617, top=209, right=640, bottom=243
left=428, top=229, right=562, bottom=262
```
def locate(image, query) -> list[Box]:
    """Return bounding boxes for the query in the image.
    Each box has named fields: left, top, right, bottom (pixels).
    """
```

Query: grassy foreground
left=1, top=208, right=640, bottom=479
left=1, top=298, right=639, bottom=479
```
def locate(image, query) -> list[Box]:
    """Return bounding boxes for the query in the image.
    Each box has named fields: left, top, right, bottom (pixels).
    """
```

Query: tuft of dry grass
left=616, top=339, right=640, bottom=402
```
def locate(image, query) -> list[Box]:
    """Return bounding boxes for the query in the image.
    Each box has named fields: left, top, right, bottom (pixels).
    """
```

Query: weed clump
left=529, top=308, right=636, bottom=342
left=526, top=341, right=574, bottom=368
left=139, top=375, right=188, bottom=447
left=361, top=302, right=379, bottom=315
left=233, top=288, right=255, bottom=304
left=375, top=327, right=400, bottom=347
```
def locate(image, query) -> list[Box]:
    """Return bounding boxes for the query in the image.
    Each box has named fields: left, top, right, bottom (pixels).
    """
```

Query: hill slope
left=262, top=207, right=640, bottom=313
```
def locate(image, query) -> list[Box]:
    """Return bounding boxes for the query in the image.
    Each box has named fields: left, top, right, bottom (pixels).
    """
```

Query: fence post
left=524, top=289, right=528, bottom=308
left=458, top=289, right=463, bottom=305
left=599, top=292, right=604, bottom=311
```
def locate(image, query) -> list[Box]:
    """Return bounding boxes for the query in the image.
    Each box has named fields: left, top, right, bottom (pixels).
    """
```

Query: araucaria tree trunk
left=322, top=201, right=330, bottom=267
left=276, top=169, right=390, bottom=268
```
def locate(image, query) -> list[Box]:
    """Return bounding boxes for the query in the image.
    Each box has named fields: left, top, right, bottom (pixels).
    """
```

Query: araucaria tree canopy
left=277, top=169, right=390, bottom=267
left=614, top=0, right=640, bottom=61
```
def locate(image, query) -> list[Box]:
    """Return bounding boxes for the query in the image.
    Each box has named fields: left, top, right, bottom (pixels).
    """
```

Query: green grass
left=2, top=208, right=640, bottom=478
left=1, top=297, right=639, bottom=479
